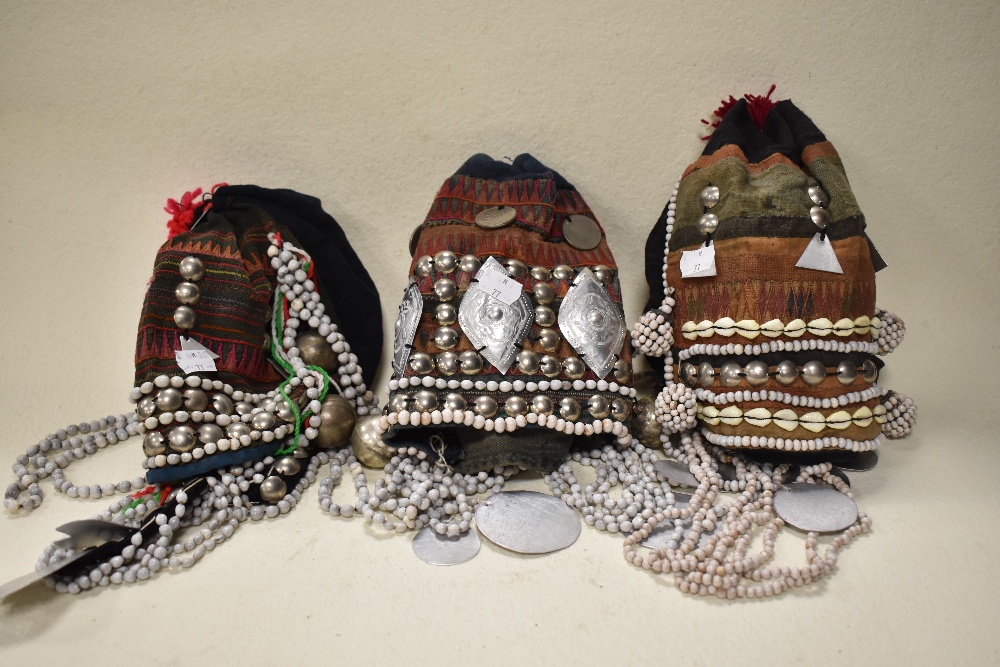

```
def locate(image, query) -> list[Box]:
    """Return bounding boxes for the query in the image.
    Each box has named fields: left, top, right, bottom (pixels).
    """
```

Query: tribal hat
left=634, top=90, right=917, bottom=456
left=376, top=154, right=636, bottom=473
left=3, top=185, right=381, bottom=595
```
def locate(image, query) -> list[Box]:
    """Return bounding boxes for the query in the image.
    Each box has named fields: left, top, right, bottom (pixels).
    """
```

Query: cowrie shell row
left=681, top=315, right=879, bottom=341
left=696, top=403, right=886, bottom=431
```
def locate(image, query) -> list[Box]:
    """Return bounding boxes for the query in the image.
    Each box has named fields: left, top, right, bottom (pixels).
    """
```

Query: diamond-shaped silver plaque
left=392, top=282, right=423, bottom=376
left=458, top=257, right=533, bottom=374
left=558, top=268, right=625, bottom=379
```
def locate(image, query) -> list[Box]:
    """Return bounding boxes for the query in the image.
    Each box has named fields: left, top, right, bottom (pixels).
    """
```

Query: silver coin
left=475, top=490, right=581, bottom=554
left=562, top=214, right=603, bottom=250
left=475, top=206, right=517, bottom=229
left=411, top=526, right=481, bottom=566
left=654, top=459, right=699, bottom=488
left=774, top=482, right=859, bottom=533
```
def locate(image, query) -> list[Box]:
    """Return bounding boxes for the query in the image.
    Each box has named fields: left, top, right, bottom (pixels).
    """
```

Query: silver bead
left=530, top=266, right=552, bottom=281
left=698, top=213, right=719, bottom=236
left=540, top=355, right=561, bottom=378
left=273, top=456, right=301, bottom=476
left=837, top=360, right=858, bottom=385
left=744, top=360, right=770, bottom=387
left=504, top=258, right=528, bottom=279
left=630, top=396, right=658, bottom=444
left=775, top=360, right=798, bottom=386
left=532, top=282, right=555, bottom=305
left=681, top=363, right=698, bottom=385
left=388, top=393, right=411, bottom=413
left=351, top=415, right=393, bottom=469
left=504, top=396, right=528, bottom=416
left=167, top=425, right=196, bottom=453
left=178, top=256, right=205, bottom=281
left=297, top=331, right=337, bottom=370
left=251, top=411, right=276, bottom=430
left=433, top=278, right=457, bottom=301
left=699, top=185, right=721, bottom=208
left=516, top=350, right=540, bottom=374
left=807, top=185, right=830, bottom=208
left=432, top=327, right=459, bottom=350
left=234, top=401, right=254, bottom=416
left=182, top=388, right=208, bottom=411
left=534, top=305, right=556, bottom=328
left=276, top=399, right=296, bottom=423
left=719, top=362, right=742, bottom=388
left=531, top=395, right=554, bottom=416
left=197, top=423, right=224, bottom=444
left=459, top=351, right=483, bottom=375
left=213, top=394, right=234, bottom=415
left=173, top=306, right=197, bottom=330
left=443, top=393, right=467, bottom=411
left=156, top=388, right=183, bottom=412
left=314, top=395, right=357, bottom=448
left=613, top=357, right=631, bottom=383
left=137, top=396, right=157, bottom=419
left=414, top=255, right=434, bottom=278
left=552, top=265, right=574, bottom=281
left=413, top=390, right=439, bottom=412
left=558, top=397, right=581, bottom=422
left=562, top=357, right=585, bottom=380
left=435, top=302, right=457, bottom=326
left=587, top=395, right=611, bottom=419
left=862, top=359, right=878, bottom=383
left=434, top=251, right=458, bottom=273
left=611, top=397, right=632, bottom=422
left=175, top=282, right=201, bottom=305
left=458, top=254, right=481, bottom=274
left=473, top=396, right=498, bottom=418
left=259, top=476, right=287, bottom=503
left=538, top=328, right=561, bottom=353
left=698, top=362, right=715, bottom=388
left=801, top=360, right=827, bottom=386
left=436, top=351, right=460, bottom=376
left=809, top=206, right=831, bottom=230
left=226, top=423, right=250, bottom=440
left=592, top=265, right=613, bottom=284
left=143, top=432, right=166, bottom=456
left=408, top=352, right=434, bottom=375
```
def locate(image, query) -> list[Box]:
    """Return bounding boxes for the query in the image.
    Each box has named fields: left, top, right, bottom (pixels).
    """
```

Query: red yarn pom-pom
left=700, top=84, right=778, bottom=139
left=164, top=183, right=228, bottom=239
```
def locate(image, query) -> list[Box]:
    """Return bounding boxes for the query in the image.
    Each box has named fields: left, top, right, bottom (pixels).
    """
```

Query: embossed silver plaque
left=458, top=257, right=533, bottom=374
left=558, top=268, right=625, bottom=379
left=412, top=525, right=481, bottom=566
left=774, top=482, right=859, bottom=533
left=475, top=490, right=581, bottom=554
left=392, top=282, right=423, bottom=375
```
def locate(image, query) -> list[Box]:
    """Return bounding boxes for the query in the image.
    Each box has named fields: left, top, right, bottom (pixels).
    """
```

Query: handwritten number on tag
left=680, top=244, right=717, bottom=278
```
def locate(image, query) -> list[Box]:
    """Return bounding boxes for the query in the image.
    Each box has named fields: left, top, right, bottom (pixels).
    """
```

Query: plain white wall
left=0, top=1, right=997, bottom=664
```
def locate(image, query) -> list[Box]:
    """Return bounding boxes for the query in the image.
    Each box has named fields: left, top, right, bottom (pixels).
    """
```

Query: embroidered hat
left=634, top=90, right=917, bottom=455
left=377, top=154, right=636, bottom=473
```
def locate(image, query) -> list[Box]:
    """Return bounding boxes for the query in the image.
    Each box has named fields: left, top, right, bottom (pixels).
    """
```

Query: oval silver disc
left=475, top=490, right=581, bottom=554
left=411, top=525, right=481, bottom=566
left=774, top=482, right=859, bottom=533
left=562, top=214, right=603, bottom=250
left=475, top=206, right=517, bottom=229
left=654, top=459, right=699, bottom=488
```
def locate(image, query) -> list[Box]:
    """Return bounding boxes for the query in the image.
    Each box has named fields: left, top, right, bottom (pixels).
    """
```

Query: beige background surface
left=1, top=1, right=998, bottom=665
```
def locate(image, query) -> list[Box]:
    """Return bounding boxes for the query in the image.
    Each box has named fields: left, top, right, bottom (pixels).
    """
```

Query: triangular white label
left=180, top=336, right=220, bottom=359
left=796, top=233, right=843, bottom=274
left=680, top=244, right=717, bottom=278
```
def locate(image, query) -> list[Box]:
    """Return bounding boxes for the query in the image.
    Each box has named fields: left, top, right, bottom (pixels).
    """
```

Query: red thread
left=164, top=183, right=228, bottom=239
left=701, top=85, right=778, bottom=140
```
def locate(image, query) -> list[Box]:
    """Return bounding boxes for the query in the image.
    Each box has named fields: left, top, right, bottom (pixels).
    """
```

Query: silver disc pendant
left=475, top=491, right=581, bottom=554
left=834, top=449, right=879, bottom=472
left=774, top=482, right=859, bottom=532
left=411, top=526, right=481, bottom=566
left=458, top=257, right=533, bottom=374
left=562, top=214, right=603, bottom=250
left=475, top=205, right=517, bottom=229
left=392, top=282, right=423, bottom=375
left=654, top=459, right=699, bottom=488
left=558, top=268, right=626, bottom=379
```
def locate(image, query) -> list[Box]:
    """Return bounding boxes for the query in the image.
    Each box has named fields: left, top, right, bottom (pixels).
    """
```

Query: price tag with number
left=476, top=266, right=523, bottom=305
left=175, top=349, right=218, bottom=374
left=680, top=244, right=717, bottom=278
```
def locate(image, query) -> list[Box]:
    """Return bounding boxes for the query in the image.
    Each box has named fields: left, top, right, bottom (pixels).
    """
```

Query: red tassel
left=701, top=85, right=778, bottom=140
left=164, top=182, right=228, bottom=239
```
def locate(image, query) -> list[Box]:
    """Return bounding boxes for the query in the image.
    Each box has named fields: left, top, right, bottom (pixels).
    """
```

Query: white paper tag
left=175, top=349, right=218, bottom=374
left=475, top=266, right=523, bottom=305
left=180, top=336, right=220, bottom=358
left=680, top=244, right=717, bottom=278
left=796, top=233, right=844, bottom=274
